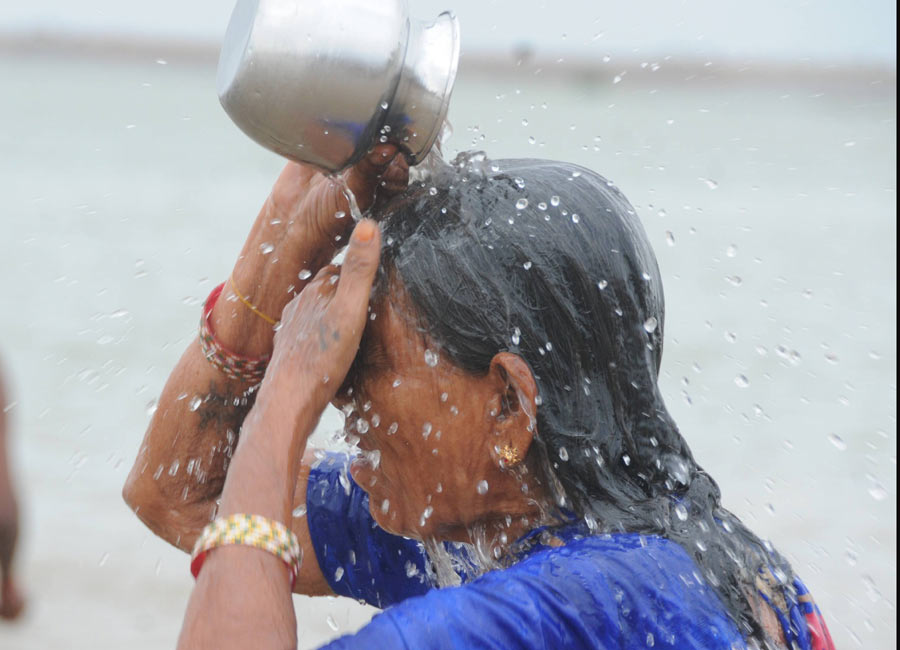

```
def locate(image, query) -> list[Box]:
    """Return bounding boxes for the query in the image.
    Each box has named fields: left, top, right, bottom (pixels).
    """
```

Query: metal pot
left=217, top=0, right=460, bottom=173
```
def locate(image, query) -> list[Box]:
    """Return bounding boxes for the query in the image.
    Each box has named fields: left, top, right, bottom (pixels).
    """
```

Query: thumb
left=335, top=220, right=382, bottom=322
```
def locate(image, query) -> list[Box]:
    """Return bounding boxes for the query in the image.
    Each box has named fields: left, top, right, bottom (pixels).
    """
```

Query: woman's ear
left=486, top=352, right=539, bottom=468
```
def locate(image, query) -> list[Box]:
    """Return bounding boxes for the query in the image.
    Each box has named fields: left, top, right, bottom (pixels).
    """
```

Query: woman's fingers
left=335, top=220, right=381, bottom=324
left=343, top=144, right=404, bottom=212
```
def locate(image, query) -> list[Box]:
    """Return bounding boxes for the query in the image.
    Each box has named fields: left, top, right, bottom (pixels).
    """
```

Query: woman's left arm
left=177, top=219, right=381, bottom=650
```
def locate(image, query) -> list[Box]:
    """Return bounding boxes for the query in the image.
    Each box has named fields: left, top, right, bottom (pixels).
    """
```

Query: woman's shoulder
left=484, top=532, right=745, bottom=647
left=501, top=531, right=702, bottom=586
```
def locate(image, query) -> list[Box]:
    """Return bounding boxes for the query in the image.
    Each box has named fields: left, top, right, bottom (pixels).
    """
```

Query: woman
left=124, top=146, right=835, bottom=649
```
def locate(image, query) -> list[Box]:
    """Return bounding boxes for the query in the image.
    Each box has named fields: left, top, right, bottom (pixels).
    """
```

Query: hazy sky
left=1, top=0, right=895, bottom=64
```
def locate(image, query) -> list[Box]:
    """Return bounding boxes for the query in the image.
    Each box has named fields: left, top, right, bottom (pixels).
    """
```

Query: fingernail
left=354, top=220, right=376, bottom=243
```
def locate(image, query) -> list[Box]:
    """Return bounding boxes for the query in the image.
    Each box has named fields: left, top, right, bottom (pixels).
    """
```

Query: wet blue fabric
left=306, top=453, right=431, bottom=608
left=307, top=455, right=746, bottom=649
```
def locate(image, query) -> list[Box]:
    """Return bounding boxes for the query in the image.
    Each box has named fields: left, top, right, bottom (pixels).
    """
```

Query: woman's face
left=332, top=292, right=531, bottom=540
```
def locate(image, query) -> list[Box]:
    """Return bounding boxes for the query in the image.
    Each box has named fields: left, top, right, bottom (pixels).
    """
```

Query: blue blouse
left=306, top=454, right=749, bottom=649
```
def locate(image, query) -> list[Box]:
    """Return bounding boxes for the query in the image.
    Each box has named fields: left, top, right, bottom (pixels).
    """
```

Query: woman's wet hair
left=373, top=153, right=794, bottom=644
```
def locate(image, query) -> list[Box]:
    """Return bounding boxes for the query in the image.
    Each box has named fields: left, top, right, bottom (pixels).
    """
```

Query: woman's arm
left=178, top=219, right=381, bottom=650
left=123, top=147, right=407, bottom=596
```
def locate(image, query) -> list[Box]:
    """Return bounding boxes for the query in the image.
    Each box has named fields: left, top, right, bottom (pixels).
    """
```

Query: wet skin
left=333, top=291, right=550, bottom=543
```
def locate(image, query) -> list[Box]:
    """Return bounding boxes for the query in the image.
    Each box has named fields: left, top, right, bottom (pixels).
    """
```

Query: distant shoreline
left=1, top=30, right=895, bottom=91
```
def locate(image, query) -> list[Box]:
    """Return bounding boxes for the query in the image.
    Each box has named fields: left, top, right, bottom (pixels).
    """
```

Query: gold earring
left=499, top=444, right=521, bottom=467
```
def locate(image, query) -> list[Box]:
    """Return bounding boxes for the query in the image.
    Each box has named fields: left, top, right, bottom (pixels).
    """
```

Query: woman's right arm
left=122, top=146, right=408, bottom=596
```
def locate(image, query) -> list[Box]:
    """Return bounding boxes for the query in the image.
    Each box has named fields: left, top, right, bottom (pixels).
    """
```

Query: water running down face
left=333, top=289, right=548, bottom=542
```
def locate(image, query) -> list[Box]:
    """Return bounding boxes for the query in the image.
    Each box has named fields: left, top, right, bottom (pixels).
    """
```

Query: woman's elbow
left=122, top=462, right=214, bottom=552
left=122, top=464, right=180, bottom=547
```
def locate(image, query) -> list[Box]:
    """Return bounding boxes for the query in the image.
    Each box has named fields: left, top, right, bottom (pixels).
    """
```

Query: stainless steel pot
left=217, top=0, right=460, bottom=173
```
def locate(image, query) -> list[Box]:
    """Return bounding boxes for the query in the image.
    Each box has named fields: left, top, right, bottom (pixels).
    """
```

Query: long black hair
left=372, top=153, right=794, bottom=643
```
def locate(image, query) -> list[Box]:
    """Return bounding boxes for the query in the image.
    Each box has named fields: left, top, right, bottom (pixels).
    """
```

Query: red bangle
left=199, top=283, right=271, bottom=383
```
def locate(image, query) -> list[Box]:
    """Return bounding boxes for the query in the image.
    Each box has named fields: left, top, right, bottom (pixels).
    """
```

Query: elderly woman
left=124, top=146, right=835, bottom=649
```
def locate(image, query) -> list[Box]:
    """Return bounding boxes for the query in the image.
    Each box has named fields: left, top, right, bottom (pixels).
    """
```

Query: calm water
left=0, top=53, right=895, bottom=648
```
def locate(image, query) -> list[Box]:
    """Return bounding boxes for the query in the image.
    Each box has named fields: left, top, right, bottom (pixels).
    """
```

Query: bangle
left=191, top=514, right=302, bottom=588
left=199, top=283, right=271, bottom=383
left=229, top=274, right=279, bottom=326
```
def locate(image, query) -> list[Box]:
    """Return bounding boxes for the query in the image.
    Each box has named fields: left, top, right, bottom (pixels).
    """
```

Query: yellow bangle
left=190, top=514, right=302, bottom=587
left=229, top=274, right=279, bottom=326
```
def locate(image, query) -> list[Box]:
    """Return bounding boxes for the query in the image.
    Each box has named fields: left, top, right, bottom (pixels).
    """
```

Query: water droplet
left=334, top=210, right=346, bottom=220
left=665, top=231, right=676, bottom=246
left=356, top=419, right=370, bottom=434
left=98, top=552, right=110, bottom=567
left=334, top=567, right=344, bottom=581
left=381, top=101, right=390, bottom=110
left=559, top=447, right=569, bottom=461
left=734, top=374, right=750, bottom=388
left=825, top=352, right=839, bottom=364
left=699, top=177, right=719, bottom=190
left=538, top=202, right=548, bottom=211
left=597, top=280, right=608, bottom=290
left=514, top=177, right=526, bottom=189
left=429, top=187, right=438, bottom=196
left=381, top=499, right=390, bottom=514
left=326, top=615, right=339, bottom=632
left=298, top=269, right=312, bottom=280
left=511, top=328, right=521, bottom=345
left=550, top=195, right=560, bottom=207
left=868, top=484, right=887, bottom=501
left=674, top=503, right=688, bottom=521
left=521, top=118, right=529, bottom=126
left=516, top=198, right=529, bottom=210
left=823, top=432, right=848, bottom=452
left=188, top=396, right=202, bottom=412
left=643, top=317, right=658, bottom=333
left=476, top=480, right=489, bottom=495
left=422, top=422, right=432, bottom=439
left=259, top=242, right=275, bottom=255
left=726, top=244, right=738, bottom=258
left=725, top=275, right=743, bottom=287
left=146, top=399, right=158, bottom=418
left=571, top=213, right=580, bottom=223
left=424, top=349, right=439, bottom=367
left=392, top=378, right=402, bottom=388
left=387, top=422, right=399, bottom=435
left=292, top=504, right=307, bottom=517
left=622, top=454, right=631, bottom=466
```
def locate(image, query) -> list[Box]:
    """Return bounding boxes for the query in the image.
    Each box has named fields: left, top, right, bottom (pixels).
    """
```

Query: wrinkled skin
left=334, top=292, right=549, bottom=542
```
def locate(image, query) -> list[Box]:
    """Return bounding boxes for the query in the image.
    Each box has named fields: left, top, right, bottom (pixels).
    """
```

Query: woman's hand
left=258, top=219, right=382, bottom=419
left=268, top=144, right=409, bottom=246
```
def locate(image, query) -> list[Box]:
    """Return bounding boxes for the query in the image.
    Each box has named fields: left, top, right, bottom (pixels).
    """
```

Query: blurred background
left=0, top=1, right=895, bottom=648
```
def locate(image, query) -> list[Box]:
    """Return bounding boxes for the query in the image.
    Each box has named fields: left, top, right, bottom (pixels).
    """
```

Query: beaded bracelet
left=199, top=283, right=271, bottom=383
left=191, top=514, right=302, bottom=587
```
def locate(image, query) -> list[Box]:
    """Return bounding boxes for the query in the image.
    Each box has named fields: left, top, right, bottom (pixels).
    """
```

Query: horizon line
left=1, top=30, right=895, bottom=89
